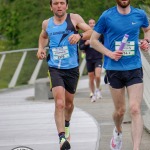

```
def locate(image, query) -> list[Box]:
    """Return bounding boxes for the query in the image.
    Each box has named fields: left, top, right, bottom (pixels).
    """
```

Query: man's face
left=88, top=19, right=95, bottom=28
left=116, top=0, right=130, bottom=8
left=50, top=0, right=68, bottom=18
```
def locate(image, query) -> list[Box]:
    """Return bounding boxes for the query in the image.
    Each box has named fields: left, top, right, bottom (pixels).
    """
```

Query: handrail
left=141, top=51, right=150, bottom=109
left=0, top=47, right=86, bottom=88
left=0, top=47, right=49, bottom=54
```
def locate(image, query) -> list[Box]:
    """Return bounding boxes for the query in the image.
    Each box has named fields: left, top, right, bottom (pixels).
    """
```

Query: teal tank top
left=46, top=14, right=79, bottom=69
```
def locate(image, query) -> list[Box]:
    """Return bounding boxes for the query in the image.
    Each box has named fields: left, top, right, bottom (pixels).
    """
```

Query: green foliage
left=0, top=0, right=150, bottom=50
left=0, top=0, right=150, bottom=89
left=0, top=1, right=19, bottom=49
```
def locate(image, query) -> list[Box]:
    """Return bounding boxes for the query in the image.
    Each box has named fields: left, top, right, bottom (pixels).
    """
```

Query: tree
left=0, top=0, right=150, bottom=51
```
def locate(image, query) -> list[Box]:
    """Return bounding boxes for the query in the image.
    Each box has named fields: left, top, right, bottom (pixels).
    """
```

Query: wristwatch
left=79, top=33, right=83, bottom=39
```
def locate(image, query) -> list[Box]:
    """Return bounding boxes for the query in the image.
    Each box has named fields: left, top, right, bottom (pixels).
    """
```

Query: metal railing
left=0, top=48, right=150, bottom=111
left=0, top=48, right=86, bottom=88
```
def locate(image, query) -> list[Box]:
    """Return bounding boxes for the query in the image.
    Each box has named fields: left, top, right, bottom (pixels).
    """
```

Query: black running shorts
left=86, top=59, right=103, bottom=72
left=105, top=67, right=143, bottom=89
left=48, top=67, right=79, bottom=94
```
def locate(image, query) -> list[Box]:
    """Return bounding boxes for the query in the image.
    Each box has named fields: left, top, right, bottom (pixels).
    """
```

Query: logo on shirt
left=132, top=22, right=137, bottom=25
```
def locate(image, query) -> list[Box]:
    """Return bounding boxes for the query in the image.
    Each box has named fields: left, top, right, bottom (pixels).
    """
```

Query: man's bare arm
left=140, top=25, right=150, bottom=51
left=68, top=14, right=92, bottom=45
left=75, top=14, right=92, bottom=40
left=37, top=20, right=49, bottom=59
left=90, top=31, right=123, bottom=61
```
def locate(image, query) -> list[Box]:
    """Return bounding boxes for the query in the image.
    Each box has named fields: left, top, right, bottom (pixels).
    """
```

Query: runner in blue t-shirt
left=90, top=0, right=150, bottom=150
left=36, top=0, right=92, bottom=149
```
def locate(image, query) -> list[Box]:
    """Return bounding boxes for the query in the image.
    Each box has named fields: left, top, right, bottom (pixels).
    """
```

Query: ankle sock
left=59, top=132, right=65, bottom=142
left=65, top=120, right=70, bottom=127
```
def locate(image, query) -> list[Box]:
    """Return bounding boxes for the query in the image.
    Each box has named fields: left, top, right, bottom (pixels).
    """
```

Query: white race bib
left=52, top=46, right=70, bottom=60
left=115, top=41, right=135, bottom=56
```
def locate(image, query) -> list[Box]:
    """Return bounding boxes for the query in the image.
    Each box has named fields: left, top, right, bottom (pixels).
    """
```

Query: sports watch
left=79, top=33, right=83, bottom=39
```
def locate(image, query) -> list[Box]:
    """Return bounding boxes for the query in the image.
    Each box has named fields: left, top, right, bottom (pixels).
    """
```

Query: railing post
left=28, top=59, right=43, bottom=85
left=8, top=51, right=27, bottom=88
left=79, top=58, right=86, bottom=77
left=0, top=54, right=6, bottom=71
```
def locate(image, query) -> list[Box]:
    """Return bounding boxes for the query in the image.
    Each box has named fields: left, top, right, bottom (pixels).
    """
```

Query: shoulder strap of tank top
left=65, top=13, right=78, bottom=34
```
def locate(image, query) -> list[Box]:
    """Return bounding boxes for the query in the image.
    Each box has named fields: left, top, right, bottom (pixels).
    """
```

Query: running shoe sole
left=60, top=140, right=71, bottom=150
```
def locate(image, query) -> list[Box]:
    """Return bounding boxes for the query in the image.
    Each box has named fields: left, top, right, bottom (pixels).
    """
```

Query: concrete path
left=0, top=76, right=150, bottom=150
left=0, top=83, right=99, bottom=150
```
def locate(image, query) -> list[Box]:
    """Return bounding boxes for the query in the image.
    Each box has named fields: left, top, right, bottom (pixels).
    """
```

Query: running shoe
left=110, top=127, right=122, bottom=150
left=65, top=127, right=70, bottom=142
left=60, top=137, right=71, bottom=150
left=95, top=89, right=102, bottom=99
left=89, top=92, right=93, bottom=98
left=91, top=94, right=96, bottom=102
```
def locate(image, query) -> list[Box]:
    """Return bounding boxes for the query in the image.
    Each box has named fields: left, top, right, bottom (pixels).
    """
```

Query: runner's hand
left=37, top=49, right=46, bottom=60
left=107, top=50, right=123, bottom=61
left=68, top=34, right=81, bottom=45
left=140, top=39, right=149, bottom=52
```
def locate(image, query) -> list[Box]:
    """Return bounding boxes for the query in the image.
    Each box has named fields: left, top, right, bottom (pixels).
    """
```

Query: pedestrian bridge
left=0, top=48, right=150, bottom=149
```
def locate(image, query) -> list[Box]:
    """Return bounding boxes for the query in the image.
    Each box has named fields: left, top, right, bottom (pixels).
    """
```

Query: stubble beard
left=117, top=0, right=130, bottom=8
left=55, top=12, right=66, bottom=18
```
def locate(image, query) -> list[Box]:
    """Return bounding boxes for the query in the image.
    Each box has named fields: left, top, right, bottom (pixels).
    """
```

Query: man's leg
left=127, top=83, right=143, bottom=150
left=109, top=86, right=126, bottom=132
left=86, top=61, right=95, bottom=98
left=94, top=67, right=102, bottom=99
left=65, top=90, right=75, bottom=122
left=52, top=86, right=66, bottom=134
left=64, top=90, right=75, bottom=141
left=95, top=67, right=102, bottom=89
left=52, top=86, right=71, bottom=149
left=109, top=86, right=126, bottom=150
left=88, top=71, right=95, bottom=94
left=88, top=72, right=98, bottom=102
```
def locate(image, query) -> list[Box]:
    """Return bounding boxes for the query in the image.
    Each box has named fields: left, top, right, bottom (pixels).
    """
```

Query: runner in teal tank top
left=36, top=0, right=92, bottom=149
left=46, top=14, right=79, bottom=69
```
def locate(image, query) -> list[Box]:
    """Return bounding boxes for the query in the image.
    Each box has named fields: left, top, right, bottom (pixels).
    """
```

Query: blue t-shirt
left=94, top=6, right=149, bottom=70
left=46, top=14, right=79, bottom=69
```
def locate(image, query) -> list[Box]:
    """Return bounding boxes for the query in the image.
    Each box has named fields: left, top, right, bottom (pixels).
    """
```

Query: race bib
left=115, top=41, right=135, bottom=56
left=52, top=46, right=70, bottom=60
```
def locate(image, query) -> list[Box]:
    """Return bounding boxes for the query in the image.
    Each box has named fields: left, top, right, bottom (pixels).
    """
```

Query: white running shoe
left=110, top=127, right=122, bottom=150
left=91, top=94, right=96, bottom=102
left=89, top=92, right=93, bottom=98
left=95, top=89, right=102, bottom=99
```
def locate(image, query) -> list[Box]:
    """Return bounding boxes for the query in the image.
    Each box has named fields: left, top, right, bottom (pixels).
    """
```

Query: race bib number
left=115, top=41, right=135, bottom=56
left=52, top=46, right=70, bottom=60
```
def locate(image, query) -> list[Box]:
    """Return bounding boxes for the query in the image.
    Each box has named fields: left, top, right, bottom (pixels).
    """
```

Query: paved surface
left=0, top=76, right=150, bottom=150
left=0, top=81, right=99, bottom=150
left=75, top=76, right=150, bottom=150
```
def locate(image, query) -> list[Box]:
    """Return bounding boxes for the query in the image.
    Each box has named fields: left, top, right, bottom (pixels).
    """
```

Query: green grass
left=0, top=50, right=87, bottom=89
left=0, top=51, right=48, bottom=89
left=0, top=52, right=22, bottom=88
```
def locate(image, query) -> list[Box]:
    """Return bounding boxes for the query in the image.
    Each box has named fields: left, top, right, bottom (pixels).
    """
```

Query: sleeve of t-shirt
left=141, top=10, right=149, bottom=28
left=94, top=11, right=107, bottom=34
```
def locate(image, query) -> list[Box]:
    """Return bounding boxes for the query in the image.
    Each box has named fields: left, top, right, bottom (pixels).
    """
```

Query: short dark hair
left=50, top=0, right=68, bottom=6
left=89, top=18, right=95, bottom=22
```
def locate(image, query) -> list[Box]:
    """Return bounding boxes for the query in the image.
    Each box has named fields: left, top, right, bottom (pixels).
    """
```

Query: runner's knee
left=55, top=99, right=65, bottom=110
left=129, top=104, right=141, bottom=116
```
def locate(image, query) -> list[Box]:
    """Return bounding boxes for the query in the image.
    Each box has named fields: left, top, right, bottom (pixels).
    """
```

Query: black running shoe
left=60, top=138, right=71, bottom=150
